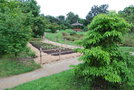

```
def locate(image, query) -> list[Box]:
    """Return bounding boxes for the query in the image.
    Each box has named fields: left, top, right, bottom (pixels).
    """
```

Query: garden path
left=0, top=57, right=80, bottom=89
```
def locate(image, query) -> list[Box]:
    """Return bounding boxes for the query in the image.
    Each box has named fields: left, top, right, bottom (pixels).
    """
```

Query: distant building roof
left=71, top=21, right=83, bottom=26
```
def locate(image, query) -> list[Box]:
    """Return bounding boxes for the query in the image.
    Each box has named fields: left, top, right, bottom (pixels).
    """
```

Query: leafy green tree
left=18, top=0, right=47, bottom=37
left=0, top=0, right=31, bottom=56
left=32, top=16, right=47, bottom=37
left=57, top=15, right=65, bottom=21
left=119, top=5, right=134, bottom=32
left=86, top=4, right=109, bottom=24
left=66, top=12, right=79, bottom=24
left=46, top=23, right=61, bottom=33
left=19, top=0, right=40, bottom=17
left=73, top=12, right=133, bottom=89
left=45, top=15, right=59, bottom=24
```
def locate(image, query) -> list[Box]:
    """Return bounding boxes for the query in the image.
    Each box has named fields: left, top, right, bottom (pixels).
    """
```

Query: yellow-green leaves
left=74, top=12, right=131, bottom=88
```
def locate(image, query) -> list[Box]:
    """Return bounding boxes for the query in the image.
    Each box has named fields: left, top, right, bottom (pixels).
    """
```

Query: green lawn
left=0, top=59, right=40, bottom=78
left=0, top=48, right=41, bottom=78
left=7, top=47, right=134, bottom=90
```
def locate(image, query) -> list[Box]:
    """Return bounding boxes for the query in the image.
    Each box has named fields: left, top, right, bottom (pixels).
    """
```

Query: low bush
left=65, top=29, right=77, bottom=35
left=62, top=32, right=69, bottom=36
left=63, top=36, right=77, bottom=41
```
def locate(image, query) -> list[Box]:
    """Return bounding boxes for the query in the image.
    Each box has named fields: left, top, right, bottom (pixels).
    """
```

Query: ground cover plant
left=0, top=48, right=40, bottom=78
left=7, top=46, right=134, bottom=90
left=45, top=29, right=85, bottom=45
left=73, top=12, right=134, bottom=89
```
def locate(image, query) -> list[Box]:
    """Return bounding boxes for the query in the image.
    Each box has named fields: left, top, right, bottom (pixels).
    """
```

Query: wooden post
left=40, top=48, right=42, bottom=64
left=59, top=48, right=61, bottom=60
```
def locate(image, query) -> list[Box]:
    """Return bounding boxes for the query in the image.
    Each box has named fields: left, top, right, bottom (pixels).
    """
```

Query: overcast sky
left=36, top=0, right=134, bottom=18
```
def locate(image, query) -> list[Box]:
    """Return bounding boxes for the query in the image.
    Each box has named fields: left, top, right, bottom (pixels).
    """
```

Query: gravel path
left=0, top=58, right=80, bottom=89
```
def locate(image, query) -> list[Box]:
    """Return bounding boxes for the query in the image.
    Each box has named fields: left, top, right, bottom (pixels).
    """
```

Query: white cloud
left=36, top=0, right=134, bottom=18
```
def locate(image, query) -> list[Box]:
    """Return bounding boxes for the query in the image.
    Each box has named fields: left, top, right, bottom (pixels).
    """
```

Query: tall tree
left=0, top=0, right=31, bottom=55
left=57, top=15, right=65, bottom=21
left=45, top=15, right=59, bottom=24
left=18, top=0, right=47, bottom=37
left=66, top=12, right=79, bottom=24
left=86, top=4, right=109, bottom=24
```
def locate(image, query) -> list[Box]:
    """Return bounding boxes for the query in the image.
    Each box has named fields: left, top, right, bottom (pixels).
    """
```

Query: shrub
left=62, top=32, right=68, bottom=36
left=65, top=29, right=77, bottom=35
left=73, top=12, right=133, bottom=89
left=63, top=36, right=77, bottom=41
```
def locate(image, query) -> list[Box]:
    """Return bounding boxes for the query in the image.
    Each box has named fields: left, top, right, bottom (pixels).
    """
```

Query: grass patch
left=0, top=48, right=40, bottom=78
left=45, top=30, right=85, bottom=45
left=7, top=70, right=91, bottom=90
left=122, top=33, right=134, bottom=47
left=0, top=59, right=40, bottom=78
left=119, top=46, right=134, bottom=53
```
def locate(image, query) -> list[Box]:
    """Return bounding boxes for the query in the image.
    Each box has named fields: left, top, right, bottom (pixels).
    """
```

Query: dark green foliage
left=73, top=12, right=132, bottom=89
left=86, top=4, right=109, bottom=24
left=0, top=0, right=31, bottom=55
left=32, top=16, right=47, bottom=37
left=46, top=23, right=61, bottom=33
left=119, top=5, right=134, bottom=32
left=66, top=12, right=79, bottom=24
left=19, top=0, right=47, bottom=37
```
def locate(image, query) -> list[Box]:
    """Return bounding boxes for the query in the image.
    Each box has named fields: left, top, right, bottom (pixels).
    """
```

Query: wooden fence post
left=59, top=48, right=61, bottom=60
left=40, top=48, right=42, bottom=64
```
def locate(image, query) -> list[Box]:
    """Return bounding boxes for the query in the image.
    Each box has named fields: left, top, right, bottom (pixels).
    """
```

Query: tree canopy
left=86, top=4, right=109, bottom=24
left=119, top=5, right=134, bottom=32
left=0, top=0, right=31, bottom=55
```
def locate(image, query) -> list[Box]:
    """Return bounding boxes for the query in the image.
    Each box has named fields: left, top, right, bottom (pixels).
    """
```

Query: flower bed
left=30, top=42, right=75, bottom=55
